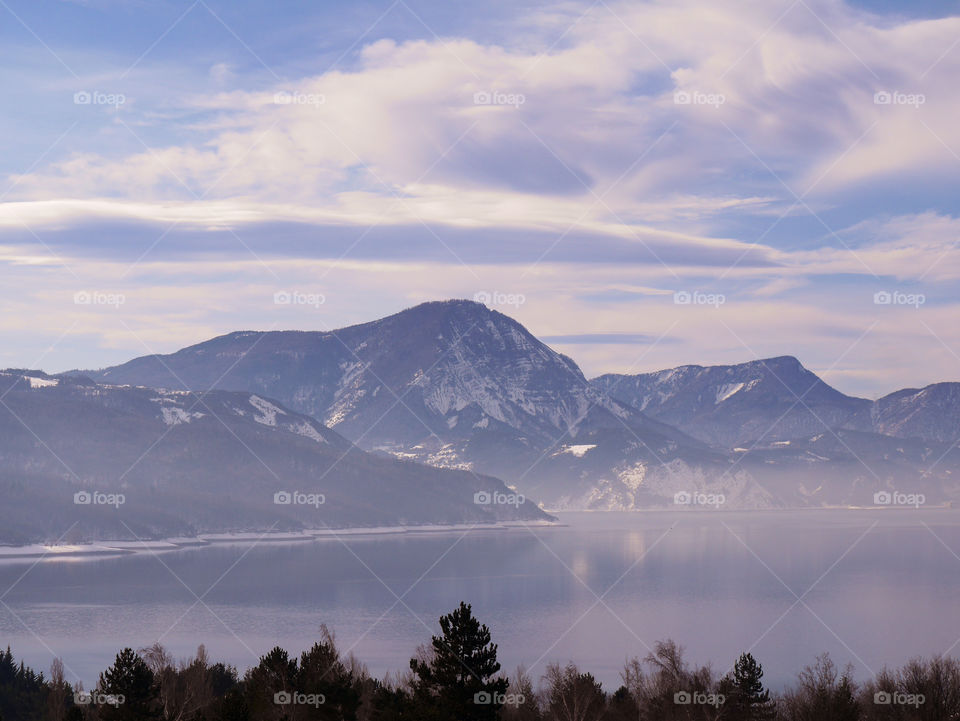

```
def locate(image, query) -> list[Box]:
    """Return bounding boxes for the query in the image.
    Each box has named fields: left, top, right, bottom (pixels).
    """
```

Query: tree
left=46, top=658, right=69, bottom=721
left=623, top=640, right=719, bottom=721
left=541, top=663, right=606, bottom=721
left=0, top=647, right=47, bottom=721
left=295, top=627, right=362, bottom=720
left=720, top=653, right=775, bottom=720
left=780, top=654, right=859, bottom=721
left=859, top=656, right=960, bottom=721
left=244, top=647, right=298, bottom=721
left=501, top=667, right=541, bottom=721
left=605, top=685, right=639, bottom=721
left=408, top=602, right=508, bottom=721
left=97, top=648, right=161, bottom=720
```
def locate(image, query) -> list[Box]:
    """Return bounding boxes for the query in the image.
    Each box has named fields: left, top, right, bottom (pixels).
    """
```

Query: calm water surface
left=2, top=510, right=959, bottom=690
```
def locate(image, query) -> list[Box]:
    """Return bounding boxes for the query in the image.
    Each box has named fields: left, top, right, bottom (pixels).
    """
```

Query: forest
left=0, top=602, right=954, bottom=720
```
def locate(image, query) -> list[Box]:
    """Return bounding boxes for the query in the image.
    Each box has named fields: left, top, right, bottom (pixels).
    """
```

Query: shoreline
left=2, top=505, right=953, bottom=559
left=543, top=503, right=955, bottom=514
left=0, top=519, right=561, bottom=560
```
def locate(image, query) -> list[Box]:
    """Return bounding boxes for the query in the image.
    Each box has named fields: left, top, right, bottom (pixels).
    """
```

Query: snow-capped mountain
left=85, top=300, right=671, bottom=446
left=0, top=369, right=550, bottom=544
left=80, top=301, right=737, bottom=508
left=872, top=382, right=960, bottom=443
left=591, top=357, right=872, bottom=447
left=77, top=301, right=960, bottom=511
left=594, top=359, right=960, bottom=448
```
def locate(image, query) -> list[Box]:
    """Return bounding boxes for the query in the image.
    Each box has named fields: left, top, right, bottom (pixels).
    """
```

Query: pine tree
left=98, top=648, right=161, bottom=720
left=243, top=646, right=298, bottom=720
left=409, top=602, right=508, bottom=721
left=296, top=628, right=362, bottom=720
left=721, top=653, right=775, bottom=720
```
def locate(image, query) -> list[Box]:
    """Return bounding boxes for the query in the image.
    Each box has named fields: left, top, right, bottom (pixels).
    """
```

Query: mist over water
left=2, top=509, right=958, bottom=690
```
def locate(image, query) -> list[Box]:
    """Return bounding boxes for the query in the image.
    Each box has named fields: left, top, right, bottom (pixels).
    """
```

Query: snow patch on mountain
left=161, top=407, right=205, bottom=426
left=249, top=395, right=286, bottom=426
left=715, top=382, right=745, bottom=403
left=558, top=444, right=597, bottom=458
left=287, top=420, right=328, bottom=444
left=26, top=376, right=59, bottom=388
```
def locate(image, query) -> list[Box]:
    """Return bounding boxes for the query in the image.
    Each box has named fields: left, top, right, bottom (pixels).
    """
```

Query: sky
left=1, top=0, right=959, bottom=398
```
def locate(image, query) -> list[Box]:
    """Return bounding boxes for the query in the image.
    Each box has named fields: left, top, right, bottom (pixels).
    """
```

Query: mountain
left=589, top=360, right=960, bottom=508
left=78, top=301, right=960, bottom=511
left=84, top=300, right=677, bottom=446
left=80, top=301, right=765, bottom=509
left=593, top=360, right=960, bottom=449
left=591, top=357, right=872, bottom=448
left=872, top=383, right=960, bottom=443
left=0, top=369, right=550, bottom=545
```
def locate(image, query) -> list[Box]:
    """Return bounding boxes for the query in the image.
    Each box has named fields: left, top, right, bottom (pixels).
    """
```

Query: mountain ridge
left=68, top=299, right=960, bottom=511
left=0, top=367, right=551, bottom=544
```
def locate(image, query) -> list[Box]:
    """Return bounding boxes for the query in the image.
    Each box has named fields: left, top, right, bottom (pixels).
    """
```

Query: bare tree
left=47, top=657, right=69, bottom=721
left=622, top=640, right=721, bottom=721
left=780, top=654, right=858, bottom=721
left=138, top=642, right=212, bottom=721
left=502, top=666, right=541, bottom=721
left=541, top=662, right=606, bottom=721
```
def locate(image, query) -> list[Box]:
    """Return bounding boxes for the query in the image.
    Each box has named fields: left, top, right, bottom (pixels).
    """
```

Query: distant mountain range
left=70, top=299, right=960, bottom=514
left=0, top=369, right=549, bottom=544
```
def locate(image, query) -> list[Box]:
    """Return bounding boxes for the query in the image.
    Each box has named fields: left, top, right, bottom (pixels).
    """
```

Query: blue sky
left=1, top=0, right=959, bottom=397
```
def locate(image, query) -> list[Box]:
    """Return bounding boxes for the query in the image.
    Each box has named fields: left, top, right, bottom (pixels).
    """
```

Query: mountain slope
left=592, top=357, right=872, bottom=447
left=79, top=302, right=960, bottom=510
left=872, top=383, right=960, bottom=443
left=85, top=300, right=675, bottom=446
left=82, top=301, right=752, bottom=508
left=593, top=360, right=960, bottom=450
left=0, top=370, right=550, bottom=544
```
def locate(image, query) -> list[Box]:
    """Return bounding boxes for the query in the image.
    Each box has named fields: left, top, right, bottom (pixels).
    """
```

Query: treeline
left=2, top=602, right=959, bottom=720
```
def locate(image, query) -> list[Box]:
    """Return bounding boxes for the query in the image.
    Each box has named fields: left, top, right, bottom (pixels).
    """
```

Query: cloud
left=2, top=0, right=960, bottom=397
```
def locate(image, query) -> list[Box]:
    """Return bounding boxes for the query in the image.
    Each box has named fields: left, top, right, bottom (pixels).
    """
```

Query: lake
left=2, top=510, right=959, bottom=691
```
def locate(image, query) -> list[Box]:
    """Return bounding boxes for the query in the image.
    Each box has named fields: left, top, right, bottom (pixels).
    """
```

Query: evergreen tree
left=606, top=685, right=639, bottom=721
left=369, top=681, right=415, bottom=721
left=408, top=602, right=508, bottom=721
left=721, top=653, right=775, bottom=720
left=97, top=648, right=161, bottom=720
left=244, top=646, right=298, bottom=720
left=296, top=628, right=361, bottom=720
left=0, top=646, right=47, bottom=721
